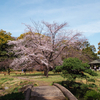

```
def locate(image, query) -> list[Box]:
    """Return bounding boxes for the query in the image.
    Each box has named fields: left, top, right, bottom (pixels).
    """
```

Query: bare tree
left=8, top=21, right=86, bottom=77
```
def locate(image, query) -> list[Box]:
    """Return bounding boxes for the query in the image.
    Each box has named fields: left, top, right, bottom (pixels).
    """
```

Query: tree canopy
left=61, top=41, right=99, bottom=64
left=0, top=29, right=15, bottom=71
left=0, top=29, right=14, bottom=60
left=17, top=32, right=32, bottom=40
left=7, top=21, right=86, bottom=77
left=82, top=41, right=99, bottom=61
left=98, top=42, right=100, bottom=55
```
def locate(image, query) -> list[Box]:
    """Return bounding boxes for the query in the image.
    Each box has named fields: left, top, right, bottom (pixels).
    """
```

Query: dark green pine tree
left=55, top=57, right=97, bottom=81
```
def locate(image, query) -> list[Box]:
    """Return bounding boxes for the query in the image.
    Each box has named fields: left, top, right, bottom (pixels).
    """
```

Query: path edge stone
left=24, top=85, right=33, bottom=100
left=53, top=83, right=78, bottom=100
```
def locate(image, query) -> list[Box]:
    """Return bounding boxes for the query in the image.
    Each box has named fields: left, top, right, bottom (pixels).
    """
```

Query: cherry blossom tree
left=8, top=21, right=86, bottom=77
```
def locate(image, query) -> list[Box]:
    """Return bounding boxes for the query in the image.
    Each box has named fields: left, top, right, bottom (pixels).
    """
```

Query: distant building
left=89, top=59, right=100, bottom=70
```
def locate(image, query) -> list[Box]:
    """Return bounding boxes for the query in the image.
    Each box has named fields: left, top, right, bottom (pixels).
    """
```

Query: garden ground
left=0, top=71, right=100, bottom=99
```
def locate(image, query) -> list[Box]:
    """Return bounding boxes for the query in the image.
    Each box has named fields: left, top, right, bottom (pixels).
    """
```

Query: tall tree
left=0, top=29, right=14, bottom=59
left=98, top=42, right=100, bottom=55
left=61, top=41, right=98, bottom=63
left=61, top=46, right=89, bottom=63
left=82, top=41, right=99, bottom=61
left=0, top=29, right=15, bottom=71
left=8, top=21, right=86, bottom=77
left=17, top=32, right=31, bottom=40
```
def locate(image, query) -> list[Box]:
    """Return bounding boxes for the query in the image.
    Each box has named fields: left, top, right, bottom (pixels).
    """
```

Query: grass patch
left=34, top=75, right=65, bottom=82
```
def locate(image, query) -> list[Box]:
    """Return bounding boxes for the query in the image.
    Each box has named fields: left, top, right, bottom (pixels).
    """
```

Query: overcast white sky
left=0, top=0, right=100, bottom=52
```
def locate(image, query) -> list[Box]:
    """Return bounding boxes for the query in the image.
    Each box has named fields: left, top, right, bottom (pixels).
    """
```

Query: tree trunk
left=44, top=67, right=49, bottom=77
left=8, top=68, right=10, bottom=75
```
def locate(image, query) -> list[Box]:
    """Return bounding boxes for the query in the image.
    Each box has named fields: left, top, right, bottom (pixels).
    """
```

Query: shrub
left=88, top=84, right=97, bottom=88
left=61, top=81, right=90, bottom=98
left=53, top=65, right=62, bottom=73
left=34, top=83, right=38, bottom=86
left=84, top=90, right=100, bottom=100
left=57, top=57, right=97, bottom=81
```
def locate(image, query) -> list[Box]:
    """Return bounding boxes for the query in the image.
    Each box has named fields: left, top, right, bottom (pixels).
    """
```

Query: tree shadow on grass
left=0, top=92, right=25, bottom=100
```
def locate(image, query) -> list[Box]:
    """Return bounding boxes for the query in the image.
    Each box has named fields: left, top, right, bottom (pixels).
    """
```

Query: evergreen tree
left=55, top=57, right=97, bottom=81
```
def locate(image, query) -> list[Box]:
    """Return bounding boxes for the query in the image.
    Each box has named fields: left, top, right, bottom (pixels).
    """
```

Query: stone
left=30, top=86, right=66, bottom=100
left=4, top=87, right=9, bottom=90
